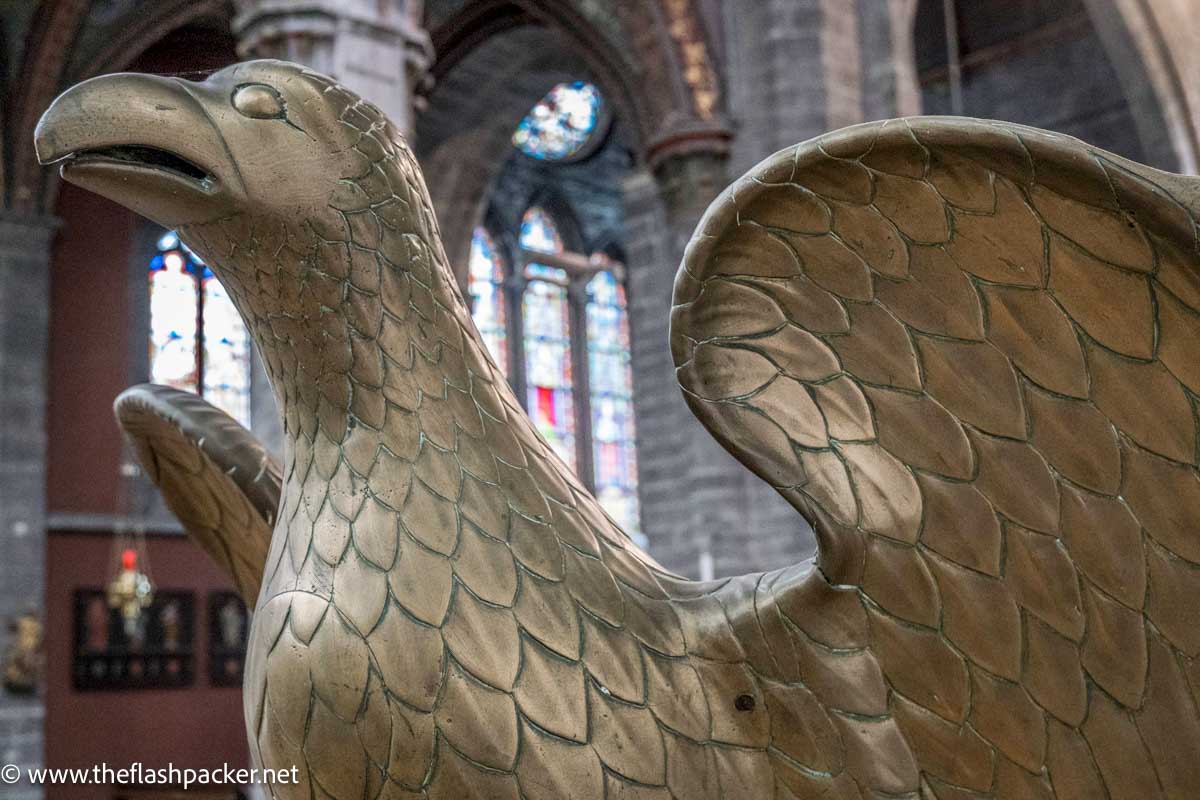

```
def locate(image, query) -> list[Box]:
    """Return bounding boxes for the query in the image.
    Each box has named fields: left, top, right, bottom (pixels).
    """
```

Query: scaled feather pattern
left=41, top=62, right=1200, bottom=799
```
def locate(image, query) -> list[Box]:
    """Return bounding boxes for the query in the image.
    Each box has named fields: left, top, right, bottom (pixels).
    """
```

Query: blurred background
left=0, top=0, right=1196, bottom=796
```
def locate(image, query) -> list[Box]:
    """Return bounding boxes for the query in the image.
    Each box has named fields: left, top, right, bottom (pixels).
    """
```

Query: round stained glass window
left=513, top=81, right=602, bottom=161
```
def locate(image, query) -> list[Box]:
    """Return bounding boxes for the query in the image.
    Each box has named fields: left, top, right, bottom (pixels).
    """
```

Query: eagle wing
left=672, top=117, right=1200, bottom=796
left=115, top=383, right=281, bottom=606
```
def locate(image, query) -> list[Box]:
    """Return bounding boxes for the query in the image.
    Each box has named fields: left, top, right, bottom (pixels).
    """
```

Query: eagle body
left=36, top=61, right=1200, bottom=799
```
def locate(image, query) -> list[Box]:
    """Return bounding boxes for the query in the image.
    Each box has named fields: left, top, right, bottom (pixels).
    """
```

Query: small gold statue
left=3, top=612, right=43, bottom=695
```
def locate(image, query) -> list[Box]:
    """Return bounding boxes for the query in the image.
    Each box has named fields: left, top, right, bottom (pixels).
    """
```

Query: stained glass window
left=148, top=230, right=252, bottom=427
left=513, top=82, right=602, bottom=160
left=586, top=270, right=640, bottom=537
left=520, top=209, right=576, bottom=468
left=520, top=207, right=564, bottom=254
left=149, top=242, right=199, bottom=394
left=201, top=272, right=251, bottom=427
left=496, top=207, right=642, bottom=533
left=468, top=228, right=508, bottom=375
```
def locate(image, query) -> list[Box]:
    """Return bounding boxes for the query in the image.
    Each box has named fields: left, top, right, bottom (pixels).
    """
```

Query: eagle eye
left=232, top=84, right=285, bottom=119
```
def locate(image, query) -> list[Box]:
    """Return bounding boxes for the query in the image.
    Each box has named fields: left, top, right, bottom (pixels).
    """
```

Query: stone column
left=566, top=278, right=596, bottom=492
left=721, top=0, right=847, bottom=176
left=0, top=213, right=58, bottom=800
left=859, top=0, right=922, bottom=121
left=233, top=0, right=433, bottom=140
left=625, top=154, right=729, bottom=579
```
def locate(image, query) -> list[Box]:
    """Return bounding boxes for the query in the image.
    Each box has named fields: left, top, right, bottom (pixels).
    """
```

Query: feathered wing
left=673, top=117, right=1200, bottom=796
left=115, top=383, right=281, bottom=607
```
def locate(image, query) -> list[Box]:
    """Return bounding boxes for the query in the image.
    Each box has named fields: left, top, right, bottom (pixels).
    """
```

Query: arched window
left=149, top=230, right=251, bottom=426
left=467, top=208, right=642, bottom=537
left=513, top=82, right=602, bottom=161
left=520, top=210, right=577, bottom=470
left=586, top=268, right=640, bottom=535
left=467, top=228, right=508, bottom=375
left=520, top=207, right=564, bottom=254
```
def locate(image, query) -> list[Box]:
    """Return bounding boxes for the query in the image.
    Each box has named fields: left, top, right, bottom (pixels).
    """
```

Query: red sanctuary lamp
left=107, top=548, right=153, bottom=637
left=107, top=456, right=155, bottom=636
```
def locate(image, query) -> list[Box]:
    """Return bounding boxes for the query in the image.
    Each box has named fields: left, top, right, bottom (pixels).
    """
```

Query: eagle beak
left=35, top=72, right=241, bottom=227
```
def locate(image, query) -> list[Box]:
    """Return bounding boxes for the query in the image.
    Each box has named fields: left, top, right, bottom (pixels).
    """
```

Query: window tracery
left=467, top=208, right=641, bottom=536
left=520, top=211, right=577, bottom=470
left=512, top=82, right=602, bottom=161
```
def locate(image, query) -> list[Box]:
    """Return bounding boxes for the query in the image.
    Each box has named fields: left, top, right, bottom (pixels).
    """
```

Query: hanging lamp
left=107, top=449, right=154, bottom=638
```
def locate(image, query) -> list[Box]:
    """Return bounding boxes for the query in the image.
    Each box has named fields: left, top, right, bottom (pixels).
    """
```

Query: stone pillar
left=858, top=0, right=922, bottom=121
left=626, top=146, right=817, bottom=580
left=623, top=167, right=686, bottom=572
left=233, top=0, right=433, bottom=139
left=821, top=0, right=863, bottom=129
left=566, top=279, right=596, bottom=492
left=721, top=0, right=853, bottom=176
left=0, top=213, right=58, bottom=800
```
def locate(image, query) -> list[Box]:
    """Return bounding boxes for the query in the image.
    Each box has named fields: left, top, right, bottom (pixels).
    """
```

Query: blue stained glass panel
left=148, top=230, right=252, bottom=427
left=468, top=228, right=508, bottom=375
left=523, top=278, right=576, bottom=470
left=149, top=250, right=199, bottom=394
left=586, top=270, right=640, bottom=536
left=202, top=274, right=252, bottom=427
left=519, top=207, right=576, bottom=466
left=525, top=263, right=568, bottom=283
left=513, top=81, right=602, bottom=161
left=520, top=207, right=564, bottom=255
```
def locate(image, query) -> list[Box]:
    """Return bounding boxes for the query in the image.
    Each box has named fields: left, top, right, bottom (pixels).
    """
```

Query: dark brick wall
left=634, top=0, right=848, bottom=580
left=624, top=154, right=820, bottom=580
left=723, top=0, right=829, bottom=177
left=622, top=168, right=714, bottom=576
left=916, top=0, right=1166, bottom=167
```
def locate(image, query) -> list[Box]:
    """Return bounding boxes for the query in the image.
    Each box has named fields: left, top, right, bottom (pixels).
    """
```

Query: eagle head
left=35, top=59, right=415, bottom=231
left=35, top=59, right=466, bottom=440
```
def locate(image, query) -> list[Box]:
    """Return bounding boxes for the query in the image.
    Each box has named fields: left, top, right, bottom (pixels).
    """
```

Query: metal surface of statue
left=35, top=61, right=1200, bottom=798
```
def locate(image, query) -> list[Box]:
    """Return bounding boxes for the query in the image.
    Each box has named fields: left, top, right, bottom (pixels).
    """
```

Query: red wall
left=46, top=183, right=135, bottom=514
left=40, top=25, right=248, bottom=798
left=46, top=17, right=240, bottom=517
left=44, top=533, right=248, bottom=800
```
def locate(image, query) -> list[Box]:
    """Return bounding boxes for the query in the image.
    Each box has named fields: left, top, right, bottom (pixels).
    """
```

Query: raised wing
left=673, top=117, right=1200, bottom=796
left=115, top=383, right=281, bottom=606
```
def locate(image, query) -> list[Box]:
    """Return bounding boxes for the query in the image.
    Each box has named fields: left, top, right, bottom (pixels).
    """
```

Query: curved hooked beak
left=34, top=72, right=245, bottom=227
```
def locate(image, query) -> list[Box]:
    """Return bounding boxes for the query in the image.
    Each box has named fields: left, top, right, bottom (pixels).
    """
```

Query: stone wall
left=916, top=0, right=1164, bottom=167
left=0, top=215, right=58, bottom=799
left=624, top=150, right=821, bottom=580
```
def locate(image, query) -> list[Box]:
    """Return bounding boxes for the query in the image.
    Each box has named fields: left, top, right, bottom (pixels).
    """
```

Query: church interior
left=0, top=0, right=1198, bottom=798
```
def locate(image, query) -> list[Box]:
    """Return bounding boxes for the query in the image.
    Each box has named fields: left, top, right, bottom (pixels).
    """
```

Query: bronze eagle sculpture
left=35, top=60, right=1200, bottom=799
